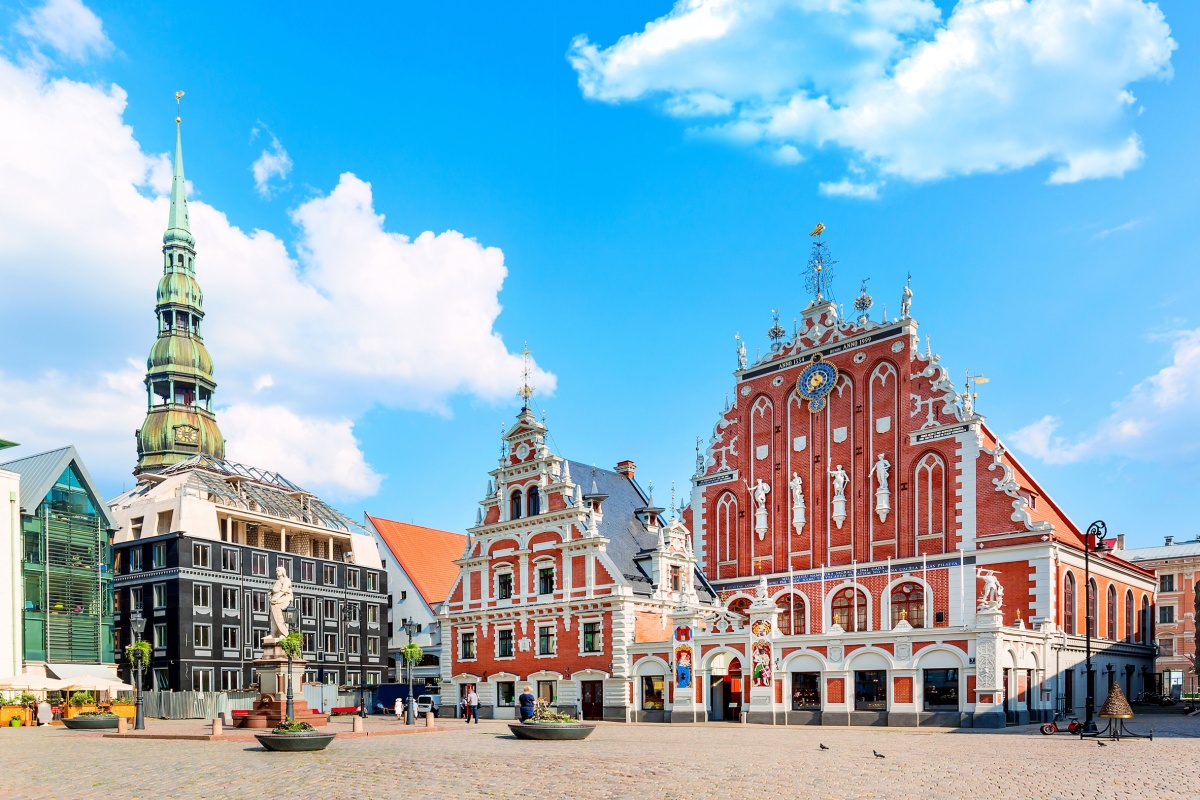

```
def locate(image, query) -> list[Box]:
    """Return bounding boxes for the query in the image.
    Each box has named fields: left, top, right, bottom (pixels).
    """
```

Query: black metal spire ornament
left=767, top=308, right=787, bottom=351
left=804, top=223, right=836, bottom=305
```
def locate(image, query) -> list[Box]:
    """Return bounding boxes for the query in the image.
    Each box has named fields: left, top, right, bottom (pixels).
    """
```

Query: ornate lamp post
left=1082, top=520, right=1112, bottom=735
left=401, top=617, right=420, bottom=725
left=129, top=609, right=147, bottom=731
left=284, top=604, right=299, bottom=722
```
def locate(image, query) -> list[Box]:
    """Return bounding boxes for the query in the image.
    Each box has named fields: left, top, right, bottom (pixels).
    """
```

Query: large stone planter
left=508, top=722, right=596, bottom=741
left=110, top=705, right=137, bottom=720
left=254, top=732, right=336, bottom=752
left=62, top=716, right=120, bottom=730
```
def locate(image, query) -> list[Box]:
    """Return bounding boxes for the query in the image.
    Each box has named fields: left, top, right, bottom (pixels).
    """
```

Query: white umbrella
left=63, top=677, right=130, bottom=692
left=0, top=675, right=70, bottom=692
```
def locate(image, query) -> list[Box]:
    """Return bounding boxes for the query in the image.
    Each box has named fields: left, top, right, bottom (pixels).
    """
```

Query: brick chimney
left=614, top=460, right=636, bottom=480
left=1116, top=534, right=1125, bottom=551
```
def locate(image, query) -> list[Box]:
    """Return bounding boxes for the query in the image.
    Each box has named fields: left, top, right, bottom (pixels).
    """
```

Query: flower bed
left=254, top=719, right=334, bottom=752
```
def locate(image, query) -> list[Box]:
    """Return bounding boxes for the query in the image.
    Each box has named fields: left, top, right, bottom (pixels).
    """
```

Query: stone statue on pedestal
left=266, top=565, right=294, bottom=643
left=978, top=569, right=1003, bottom=610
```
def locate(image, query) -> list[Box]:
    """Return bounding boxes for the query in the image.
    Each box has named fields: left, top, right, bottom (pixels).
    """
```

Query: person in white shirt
left=465, top=688, right=479, bottom=724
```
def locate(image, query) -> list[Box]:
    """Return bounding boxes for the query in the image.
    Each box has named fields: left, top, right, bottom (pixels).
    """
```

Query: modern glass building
left=0, top=446, right=117, bottom=672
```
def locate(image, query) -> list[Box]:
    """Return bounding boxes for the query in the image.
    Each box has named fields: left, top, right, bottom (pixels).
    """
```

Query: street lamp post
left=129, top=609, right=147, bottom=731
left=1082, top=520, right=1112, bottom=735
left=401, top=617, right=419, bottom=725
left=284, top=604, right=298, bottom=722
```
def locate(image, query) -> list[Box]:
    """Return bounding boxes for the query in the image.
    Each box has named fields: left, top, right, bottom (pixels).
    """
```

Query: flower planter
left=0, top=707, right=30, bottom=727
left=110, top=705, right=137, bottom=720
left=62, top=716, right=120, bottom=730
left=66, top=704, right=98, bottom=719
left=254, top=732, right=336, bottom=752
left=508, top=722, right=596, bottom=741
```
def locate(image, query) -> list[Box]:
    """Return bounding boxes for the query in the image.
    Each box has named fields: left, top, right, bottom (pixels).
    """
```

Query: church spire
left=164, top=93, right=194, bottom=249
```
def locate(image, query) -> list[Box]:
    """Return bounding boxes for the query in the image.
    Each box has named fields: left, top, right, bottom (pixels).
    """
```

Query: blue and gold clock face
left=797, top=359, right=839, bottom=412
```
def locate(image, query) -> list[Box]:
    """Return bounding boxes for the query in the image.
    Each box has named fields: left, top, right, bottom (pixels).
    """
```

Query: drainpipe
left=9, top=491, right=19, bottom=676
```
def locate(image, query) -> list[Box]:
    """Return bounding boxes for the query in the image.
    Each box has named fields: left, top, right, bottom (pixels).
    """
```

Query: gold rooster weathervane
left=809, top=222, right=825, bottom=238
left=804, top=222, right=835, bottom=303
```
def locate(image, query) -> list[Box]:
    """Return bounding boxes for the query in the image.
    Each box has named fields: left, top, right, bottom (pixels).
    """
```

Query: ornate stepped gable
left=135, top=114, right=224, bottom=475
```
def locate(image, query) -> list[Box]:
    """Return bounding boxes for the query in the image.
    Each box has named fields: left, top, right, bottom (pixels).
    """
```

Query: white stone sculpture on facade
left=900, top=281, right=913, bottom=318
left=788, top=472, right=806, bottom=535
left=871, top=453, right=891, bottom=523
left=829, top=464, right=849, bottom=529
left=266, top=565, right=294, bottom=643
left=745, top=478, right=770, bottom=540
left=736, top=333, right=747, bottom=370
left=978, top=569, right=1004, bottom=610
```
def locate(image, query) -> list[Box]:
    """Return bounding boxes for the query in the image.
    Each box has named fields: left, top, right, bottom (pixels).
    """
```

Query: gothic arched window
left=1140, top=595, right=1151, bottom=644
left=526, top=487, right=540, bottom=517
left=1063, top=572, right=1076, bottom=635
left=715, top=493, right=737, bottom=565
left=1106, top=584, right=1117, bottom=640
left=831, top=587, right=868, bottom=632
left=890, top=582, right=925, bottom=628
left=509, top=491, right=522, bottom=521
left=1125, top=590, right=1134, bottom=643
left=913, top=453, right=946, bottom=543
left=1087, top=578, right=1098, bottom=638
left=776, top=593, right=805, bottom=635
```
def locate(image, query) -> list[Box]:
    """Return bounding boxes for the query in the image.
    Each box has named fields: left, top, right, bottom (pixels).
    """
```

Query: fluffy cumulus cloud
left=1009, top=329, right=1200, bottom=465
left=250, top=126, right=293, bottom=198
left=15, top=0, right=112, bottom=62
left=569, top=0, right=1176, bottom=191
left=0, top=18, right=552, bottom=500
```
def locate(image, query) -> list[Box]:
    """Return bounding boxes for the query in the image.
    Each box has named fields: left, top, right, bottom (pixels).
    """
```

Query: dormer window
left=670, top=565, right=682, bottom=592
left=526, top=487, right=540, bottom=516
left=510, top=491, right=523, bottom=520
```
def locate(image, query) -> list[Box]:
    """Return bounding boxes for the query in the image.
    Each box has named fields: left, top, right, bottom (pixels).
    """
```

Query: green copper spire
left=163, top=115, right=195, bottom=248
left=136, top=104, right=223, bottom=476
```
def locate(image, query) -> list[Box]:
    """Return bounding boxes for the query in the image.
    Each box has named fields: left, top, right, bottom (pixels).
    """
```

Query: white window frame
left=152, top=623, right=167, bottom=649
left=367, top=636, right=380, bottom=657
left=193, top=623, right=211, bottom=650
left=192, top=543, right=210, bottom=569
left=536, top=623, right=557, bottom=657
left=252, top=591, right=267, bottom=614
left=221, top=548, right=239, bottom=573
left=495, top=568, right=515, bottom=602
left=152, top=583, right=167, bottom=609
left=251, top=552, right=268, bottom=577
left=192, top=583, right=211, bottom=612
left=152, top=543, right=166, bottom=569
left=323, top=632, right=339, bottom=652
left=534, top=558, right=556, bottom=596
left=222, top=625, right=239, bottom=650
left=496, top=626, right=516, bottom=660
left=222, top=587, right=238, bottom=612
left=578, top=616, right=603, bottom=655
left=459, top=629, right=477, bottom=661
left=301, top=561, right=315, bottom=583
left=221, top=668, right=240, bottom=691
left=192, top=668, right=213, bottom=692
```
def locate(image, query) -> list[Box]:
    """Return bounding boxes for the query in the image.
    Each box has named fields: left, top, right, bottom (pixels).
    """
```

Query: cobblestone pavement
left=4, top=713, right=1196, bottom=800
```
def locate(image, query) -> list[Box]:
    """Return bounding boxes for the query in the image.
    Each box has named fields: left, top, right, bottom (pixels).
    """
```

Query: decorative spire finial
left=670, top=481, right=677, bottom=519
left=518, top=342, right=535, bottom=410
left=164, top=92, right=193, bottom=247
left=767, top=309, right=786, bottom=351
left=853, top=278, right=873, bottom=326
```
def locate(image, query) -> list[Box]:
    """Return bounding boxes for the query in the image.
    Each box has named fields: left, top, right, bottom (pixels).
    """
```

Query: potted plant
left=0, top=693, right=34, bottom=727
left=508, top=698, right=596, bottom=741
left=66, top=691, right=98, bottom=718
left=254, top=719, right=335, bottom=752
left=62, top=711, right=120, bottom=730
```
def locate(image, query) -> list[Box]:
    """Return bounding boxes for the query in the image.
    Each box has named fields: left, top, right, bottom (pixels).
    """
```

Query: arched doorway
left=707, top=651, right=743, bottom=722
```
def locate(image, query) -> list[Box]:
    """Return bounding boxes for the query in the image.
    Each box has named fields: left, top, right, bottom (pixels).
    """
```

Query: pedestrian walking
left=466, top=686, right=480, bottom=723
left=518, top=685, right=536, bottom=723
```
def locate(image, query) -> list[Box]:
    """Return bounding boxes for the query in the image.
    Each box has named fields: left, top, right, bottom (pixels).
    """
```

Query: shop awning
left=45, top=664, right=120, bottom=682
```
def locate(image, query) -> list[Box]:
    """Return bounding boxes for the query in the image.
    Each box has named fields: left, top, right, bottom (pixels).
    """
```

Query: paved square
left=3, top=714, right=1195, bottom=800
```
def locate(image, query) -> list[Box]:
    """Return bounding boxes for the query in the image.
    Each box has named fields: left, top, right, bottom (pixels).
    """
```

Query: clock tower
left=134, top=111, right=224, bottom=475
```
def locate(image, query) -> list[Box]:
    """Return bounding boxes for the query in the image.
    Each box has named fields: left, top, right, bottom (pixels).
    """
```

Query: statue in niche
left=829, top=465, right=849, bottom=499
left=788, top=472, right=806, bottom=533
left=266, top=565, right=294, bottom=642
left=871, top=453, right=892, bottom=522
left=745, top=478, right=770, bottom=540
left=978, top=569, right=1004, bottom=610
left=871, top=453, right=890, bottom=489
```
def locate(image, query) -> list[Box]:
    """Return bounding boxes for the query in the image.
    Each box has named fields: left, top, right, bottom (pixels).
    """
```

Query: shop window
left=891, top=583, right=925, bottom=628
left=832, top=587, right=868, bottom=632
left=854, top=670, right=887, bottom=711
left=642, top=675, right=665, bottom=711
left=923, top=669, right=959, bottom=710
left=791, top=672, right=821, bottom=710
left=537, top=680, right=557, bottom=703
left=497, top=681, right=516, bottom=706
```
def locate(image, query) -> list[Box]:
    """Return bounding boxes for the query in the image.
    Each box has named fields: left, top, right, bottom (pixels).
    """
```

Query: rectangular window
left=130, top=516, right=143, bottom=540
left=323, top=565, right=337, bottom=585
left=252, top=591, right=267, bottom=614
left=347, top=670, right=361, bottom=686
left=498, top=573, right=513, bottom=600
left=345, top=604, right=359, bottom=624
left=348, top=634, right=361, bottom=653
left=153, top=623, right=167, bottom=649
left=154, top=669, right=170, bottom=690
left=366, top=572, right=379, bottom=592
left=193, top=624, right=211, bottom=649
left=192, top=543, right=209, bottom=569
left=346, top=569, right=359, bottom=589
left=157, top=511, right=174, bottom=536
left=221, top=669, right=240, bottom=691
left=498, top=629, right=514, bottom=658
left=192, top=668, right=213, bottom=692
left=302, top=632, right=315, bottom=652
left=324, top=633, right=338, bottom=652
left=222, top=625, right=239, bottom=650
left=251, top=628, right=266, bottom=649
left=129, top=548, right=143, bottom=572
left=538, top=567, right=554, bottom=595
left=497, top=681, right=516, bottom=706
left=537, top=680, right=557, bottom=703
left=461, top=632, right=476, bottom=660
left=366, top=672, right=380, bottom=686
left=1160, top=606, right=1175, bottom=624
left=641, top=675, right=665, bottom=711
left=153, top=583, right=167, bottom=609
left=222, top=587, right=238, bottom=611
left=251, top=552, right=267, bottom=577
left=301, top=596, right=315, bottom=618
left=301, top=561, right=315, bottom=583
left=130, top=587, right=143, bottom=611
left=791, top=672, right=821, bottom=710
left=1160, top=574, right=1175, bottom=592
left=325, top=672, right=339, bottom=686
left=923, top=669, right=959, bottom=711
left=221, top=548, right=239, bottom=572
left=152, top=543, right=166, bottom=569
left=277, top=556, right=291, bottom=577
left=582, top=621, right=601, bottom=653
left=670, top=565, right=682, bottom=592
left=193, top=584, right=210, bottom=611
left=538, top=625, right=556, bottom=656
left=323, top=599, right=336, bottom=619
left=854, top=670, right=887, bottom=711
left=367, top=636, right=379, bottom=656
left=367, top=605, right=379, bottom=625
left=1160, top=638, right=1175, bottom=656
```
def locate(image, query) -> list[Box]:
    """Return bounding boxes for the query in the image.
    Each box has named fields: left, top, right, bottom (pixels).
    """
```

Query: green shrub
left=272, top=719, right=317, bottom=734
left=69, top=692, right=95, bottom=706
left=77, top=711, right=117, bottom=718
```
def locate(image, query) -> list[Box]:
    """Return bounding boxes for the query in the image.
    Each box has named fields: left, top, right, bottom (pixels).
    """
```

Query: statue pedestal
left=238, top=646, right=328, bottom=729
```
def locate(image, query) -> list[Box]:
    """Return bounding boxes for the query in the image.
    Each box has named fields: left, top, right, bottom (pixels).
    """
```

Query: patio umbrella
left=0, top=675, right=70, bottom=692
left=63, top=677, right=132, bottom=692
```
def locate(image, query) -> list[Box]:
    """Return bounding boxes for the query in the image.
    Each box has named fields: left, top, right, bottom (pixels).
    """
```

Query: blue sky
left=0, top=0, right=1196, bottom=548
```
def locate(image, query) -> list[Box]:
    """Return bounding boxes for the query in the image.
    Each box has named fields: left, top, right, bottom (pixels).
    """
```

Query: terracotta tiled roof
left=367, top=514, right=466, bottom=608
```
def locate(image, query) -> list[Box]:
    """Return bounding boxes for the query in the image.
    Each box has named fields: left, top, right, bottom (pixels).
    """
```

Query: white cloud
left=1009, top=329, right=1200, bottom=465
left=570, top=0, right=1176, bottom=191
left=14, top=0, right=112, bottom=62
left=250, top=128, right=293, bottom=198
left=1092, top=218, right=1144, bottom=239
left=0, top=47, right=553, bottom=499
left=819, top=178, right=881, bottom=199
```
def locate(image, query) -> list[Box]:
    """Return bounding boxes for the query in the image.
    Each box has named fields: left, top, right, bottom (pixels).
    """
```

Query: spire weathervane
left=853, top=278, right=873, bottom=325
left=175, top=90, right=184, bottom=123
left=518, top=342, right=535, bottom=410
left=803, top=222, right=836, bottom=305
left=767, top=309, right=786, bottom=351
